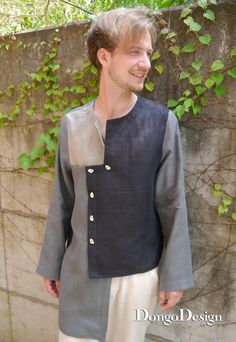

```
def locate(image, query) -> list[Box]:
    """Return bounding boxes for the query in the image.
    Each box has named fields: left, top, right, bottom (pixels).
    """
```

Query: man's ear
left=97, top=48, right=109, bottom=67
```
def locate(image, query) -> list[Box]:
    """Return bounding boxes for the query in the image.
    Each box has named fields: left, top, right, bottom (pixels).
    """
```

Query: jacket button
left=90, top=192, right=95, bottom=198
left=105, top=165, right=111, bottom=171
left=88, top=168, right=94, bottom=174
left=89, top=238, right=95, bottom=245
left=89, top=215, right=94, bottom=221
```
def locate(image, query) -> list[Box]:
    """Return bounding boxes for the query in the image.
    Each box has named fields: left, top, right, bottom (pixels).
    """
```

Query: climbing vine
left=0, top=0, right=235, bottom=221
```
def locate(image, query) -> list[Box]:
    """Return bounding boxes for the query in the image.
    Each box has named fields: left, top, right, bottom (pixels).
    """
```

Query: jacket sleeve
left=36, top=116, right=74, bottom=280
left=155, top=110, right=194, bottom=291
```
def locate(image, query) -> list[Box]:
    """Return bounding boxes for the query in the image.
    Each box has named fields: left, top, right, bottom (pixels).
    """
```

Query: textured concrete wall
left=0, top=2, right=235, bottom=341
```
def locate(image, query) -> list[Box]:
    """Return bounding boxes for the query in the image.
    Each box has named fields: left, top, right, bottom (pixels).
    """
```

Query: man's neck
left=94, top=87, right=137, bottom=121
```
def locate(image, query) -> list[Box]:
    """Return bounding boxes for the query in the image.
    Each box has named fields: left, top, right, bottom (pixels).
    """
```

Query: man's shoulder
left=137, top=96, right=169, bottom=121
left=138, top=96, right=169, bottom=115
left=64, top=100, right=94, bottom=121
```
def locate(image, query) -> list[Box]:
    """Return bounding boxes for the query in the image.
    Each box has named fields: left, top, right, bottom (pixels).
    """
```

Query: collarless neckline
left=92, top=94, right=141, bottom=124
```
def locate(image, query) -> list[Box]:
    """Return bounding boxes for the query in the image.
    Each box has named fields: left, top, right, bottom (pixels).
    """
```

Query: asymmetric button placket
left=87, top=168, right=96, bottom=248
left=86, top=163, right=113, bottom=275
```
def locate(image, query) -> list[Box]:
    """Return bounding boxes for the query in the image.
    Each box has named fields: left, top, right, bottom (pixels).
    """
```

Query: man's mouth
left=130, top=72, right=147, bottom=79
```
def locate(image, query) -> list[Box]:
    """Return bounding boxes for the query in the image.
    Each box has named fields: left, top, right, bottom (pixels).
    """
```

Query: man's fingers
left=159, top=290, right=184, bottom=312
left=159, top=291, right=166, bottom=304
left=44, top=278, right=60, bottom=298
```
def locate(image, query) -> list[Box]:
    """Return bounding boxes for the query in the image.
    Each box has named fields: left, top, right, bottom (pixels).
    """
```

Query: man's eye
left=130, top=50, right=139, bottom=55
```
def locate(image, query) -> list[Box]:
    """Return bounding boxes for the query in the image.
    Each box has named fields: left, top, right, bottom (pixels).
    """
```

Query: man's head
left=86, top=7, right=157, bottom=70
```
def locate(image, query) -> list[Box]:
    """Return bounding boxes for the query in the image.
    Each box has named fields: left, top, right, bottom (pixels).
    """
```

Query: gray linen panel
left=156, top=111, right=194, bottom=291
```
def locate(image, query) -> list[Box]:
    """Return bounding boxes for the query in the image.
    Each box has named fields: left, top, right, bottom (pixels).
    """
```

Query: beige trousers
left=59, top=268, right=158, bottom=342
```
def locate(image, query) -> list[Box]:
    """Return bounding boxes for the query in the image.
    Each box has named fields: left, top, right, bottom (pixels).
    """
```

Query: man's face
left=106, top=31, right=153, bottom=93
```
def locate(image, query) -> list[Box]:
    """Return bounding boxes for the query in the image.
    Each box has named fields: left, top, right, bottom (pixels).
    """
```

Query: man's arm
left=36, top=116, right=74, bottom=285
left=155, top=110, right=194, bottom=310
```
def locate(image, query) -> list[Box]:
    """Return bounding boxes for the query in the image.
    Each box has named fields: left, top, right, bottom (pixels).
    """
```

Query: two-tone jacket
left=36, top=95, right=194, bottom=339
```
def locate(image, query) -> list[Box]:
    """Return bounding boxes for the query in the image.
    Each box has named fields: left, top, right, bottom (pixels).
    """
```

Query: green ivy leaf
left=211, top=73, right=224, bottom=86
left=47, top=139, right=57, bottom=152
left=154, top=64, right=164, bottom=75
left=214, top=190, right=221, bottom=197
left=193, top=104, right=202, bottom=115
left=218, top=204, right=228, bottom=215
left=232, top=212, right=236, bottom=221
left=145, top=81, right=154, bottom=92
left=26, top=109, right=35, bottom=116
left=203, top=9, right=215, bottom=21
left=31, top=73, right=42, bottom=82
left=230, top=47, right=236, bottom=57
left=166, top=32, right=177, bottom=40
left=189, top=73, right=203, bottom=85
left=214, top=86, right=225, bottom=97
left=167, top=99, right=178, bottom=108
left=18, top=153, right=31, bottom=170
left=181, top=8, right=192, bottom=18
left=38, top=134, right=51, bottom=145
left=37, top=166, right=46, bottom=174
left=183, top=90, right=191, bottom=97
left=83, top=61, right=91, bottom=68
left=44, top=103, right=58, bottom=112
left=199, top=34, right=212, bottom=45
left=184, top=98, right=194, bottom=111
left=45, top=75, right=58, bottom=83
left=227, top=67, right=236, bottom=79
left=214, top=183, right=222, bottom=191
left=62, top=98, right=69, bottom=106
left=179, top=71, right=191, bottom=80
left=200, top=96, right=207, bottom=105
left=73, top=72, right=84, bottom=80
left=82, top=94, right=97, bottom=104
left=174, top=105, right=185, bottom=119
left=76, top=85, right=86, bottom=93
left=30, top=147, right=45, bottom=160
left=49, top=127, right=60, bottom=137
left=49, top=49, right=57, bottom=59
left=205, top=78, right=215, bottom=89
left=151, top=51, right=161, bottom=61
left=223, top=196, right=232, bottom=206
left=71, top=99, right=81, bottom=108
left=42, top=55, right=50, bottom=64
left=49, top=63, right=60, bottom=72
left=168, top=45, right=180, bottom=56
left=198, top=0, right=208, bottom=9
left=182, top=43, right=195, bottom=53
left=161, top=28, right=169, bottom=35
left=209, top=0, right=217, bottom=4
left=88, top=79, right=97, bottom=88
left=184, top=17, right=201, bottom=32
left=192, top=61, right=202, bottom=72
left=90, top=65, right=98, bottom=75
left=46, top=156, right=55, bottom=167
left=51, top=115, right=60, bottom=123
left=210, top=60, right=224, bottom=72
left=195, top=85, right=206, bottom=96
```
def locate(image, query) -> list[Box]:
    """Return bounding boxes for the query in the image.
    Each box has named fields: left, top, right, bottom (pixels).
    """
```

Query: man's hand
left=159, top=290, right=184, bottom=312
left=44, top=278, right=60, bottom=298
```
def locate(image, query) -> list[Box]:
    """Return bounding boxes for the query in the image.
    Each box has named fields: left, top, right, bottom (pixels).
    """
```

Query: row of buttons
left=88, top=164, right=112, bottom=174
left=87, top=165, right=112, bottom=245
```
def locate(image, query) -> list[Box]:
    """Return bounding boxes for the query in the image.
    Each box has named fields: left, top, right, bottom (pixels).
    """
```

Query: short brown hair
left=86, top=7, right=157, bottom=69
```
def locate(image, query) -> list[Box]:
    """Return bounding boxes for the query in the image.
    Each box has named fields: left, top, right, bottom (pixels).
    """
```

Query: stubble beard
left=108, top=68, right=146, bottom=93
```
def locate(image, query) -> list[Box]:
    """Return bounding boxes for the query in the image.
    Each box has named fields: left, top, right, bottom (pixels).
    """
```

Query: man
left=36, top=7, right=194, bottom=342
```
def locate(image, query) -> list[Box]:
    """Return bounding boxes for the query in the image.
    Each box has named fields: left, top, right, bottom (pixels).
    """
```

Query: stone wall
left=0, top=2, right=235, bottom=341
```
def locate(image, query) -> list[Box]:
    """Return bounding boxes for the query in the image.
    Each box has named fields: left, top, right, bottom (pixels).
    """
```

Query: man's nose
left=138, top=54, right=151, bottom=70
